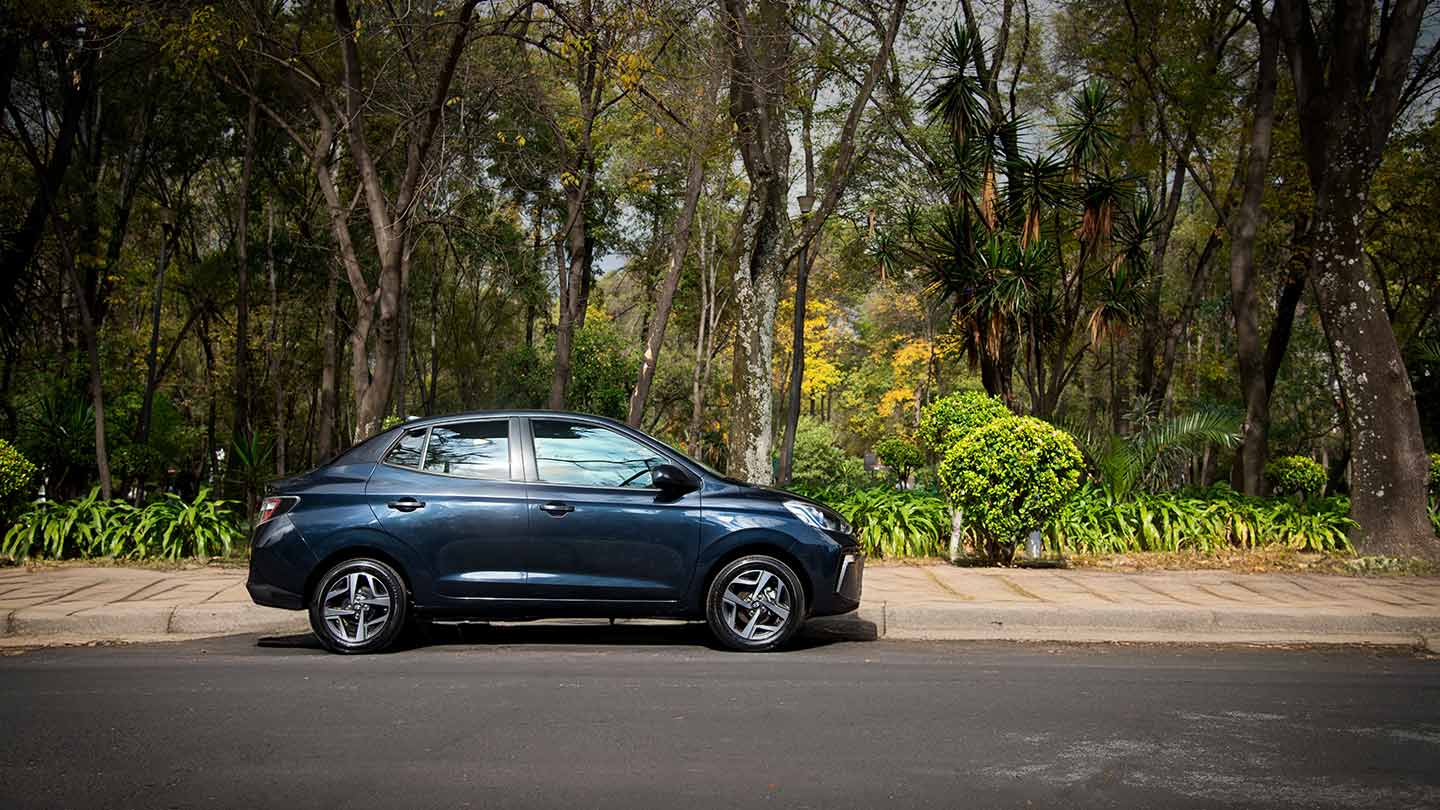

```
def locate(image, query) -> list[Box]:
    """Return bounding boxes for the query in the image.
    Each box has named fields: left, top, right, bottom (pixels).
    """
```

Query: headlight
left=784, top=500, right=852, bottom=535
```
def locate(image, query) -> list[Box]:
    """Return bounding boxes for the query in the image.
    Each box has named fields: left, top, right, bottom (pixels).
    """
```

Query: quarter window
left=383, top=428, right=427, bottom=468
left=532, top=420, right=665, bottom=488
left=423, top=421, right=511, bottom=480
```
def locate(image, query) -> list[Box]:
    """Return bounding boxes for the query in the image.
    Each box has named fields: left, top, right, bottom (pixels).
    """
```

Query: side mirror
left=651, top=463, right=698, bottom=493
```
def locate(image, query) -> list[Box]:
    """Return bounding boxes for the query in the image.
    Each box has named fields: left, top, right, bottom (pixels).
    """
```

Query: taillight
left=256, top=496, right=298, bottom=526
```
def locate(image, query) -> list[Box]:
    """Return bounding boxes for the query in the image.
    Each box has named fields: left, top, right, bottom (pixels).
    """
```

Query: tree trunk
left=626, top=64, right=718, bottom=426
left=722, top=0, right=793, bottom=484
left=777, top=88, right=819, bottom=484
left=1311, top=165, right=1432, bottom=554
left=688, top=220, right=724, bottom=458
left=266, top=206, right=284, bottom=477
left=428, top=255, right=441, bottom=414
left=138, top=224, right=173, bottom=445
left=233, top=98, right=256, bottom=441
left=550, top=187, right=588, bottom=410
left=1227, top=5, right=1278, bottom=496
left=52, top=214, right=111, bottom=499
left=0, top=44, right=91, bottom=327
left=316, top=260, right=338, bottom=463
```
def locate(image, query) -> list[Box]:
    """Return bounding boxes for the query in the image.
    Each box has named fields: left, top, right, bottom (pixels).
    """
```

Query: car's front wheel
left=309, top=558, right=408, bottom=654
left=705, top=555, right=806, bottom=652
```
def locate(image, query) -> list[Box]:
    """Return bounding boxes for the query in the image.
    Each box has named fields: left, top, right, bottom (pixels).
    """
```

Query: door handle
left=539, top=501, right=575, bottom=516
left=387, top=498, right=426, bottom=512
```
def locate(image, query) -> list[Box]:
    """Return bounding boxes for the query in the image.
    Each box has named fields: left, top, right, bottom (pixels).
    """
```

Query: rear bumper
left=246, top=515, right=317, bottom=611
left=246, top=580, right=305, bottom=610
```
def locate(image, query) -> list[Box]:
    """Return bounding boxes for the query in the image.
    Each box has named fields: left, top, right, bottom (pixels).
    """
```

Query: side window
left=384, top=428, right=427, bottom=468
left=423, top=421, right=511, bottom=480
left=532, top=419, right=665, bottom=488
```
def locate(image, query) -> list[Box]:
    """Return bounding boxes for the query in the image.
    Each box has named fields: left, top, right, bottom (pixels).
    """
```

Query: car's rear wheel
left=309, top=558, right=408, bottom=654
left=705, top=555, right=806, bottom=652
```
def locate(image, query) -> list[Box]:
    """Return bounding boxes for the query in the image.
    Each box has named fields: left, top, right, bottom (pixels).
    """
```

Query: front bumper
left=812, top=545, right=864, bottom=616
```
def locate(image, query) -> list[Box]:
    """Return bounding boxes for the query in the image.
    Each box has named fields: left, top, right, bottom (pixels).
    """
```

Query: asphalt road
left=1, top=624, right=1437, bottom=809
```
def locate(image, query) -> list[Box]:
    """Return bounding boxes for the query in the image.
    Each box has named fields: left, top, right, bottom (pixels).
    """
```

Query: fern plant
left=2, top=487, right=243, bottom=561
left=1049, top=484, right=1353, bottom=555
left=833, top=488, right=952, bottom=558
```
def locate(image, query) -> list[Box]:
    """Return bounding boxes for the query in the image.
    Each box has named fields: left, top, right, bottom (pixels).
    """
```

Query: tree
left=721, top=0, right=903, bottom=484
left=1272, top=0, right=1438, bottom=555
left=626, top=25, right=725, bottom=426
left=1227, top=1, right=1281, bottom=495
left=234, top=0, right=485, bottom=440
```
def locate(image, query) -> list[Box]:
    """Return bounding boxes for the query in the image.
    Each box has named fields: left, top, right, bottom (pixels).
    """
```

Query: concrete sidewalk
left=2, top=563, right=1438, bottom=650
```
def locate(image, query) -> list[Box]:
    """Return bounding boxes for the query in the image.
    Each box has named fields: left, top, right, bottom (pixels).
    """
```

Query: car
left=246, top=410, right=864, bottom=654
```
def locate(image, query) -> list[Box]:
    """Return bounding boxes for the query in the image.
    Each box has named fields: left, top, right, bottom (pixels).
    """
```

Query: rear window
left=383, top=428, right=427, bottom=468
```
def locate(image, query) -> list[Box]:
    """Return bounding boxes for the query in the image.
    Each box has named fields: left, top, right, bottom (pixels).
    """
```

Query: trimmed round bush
left=0, top=439, right=37, bottom=525
left=917, top=391, right=1010, bottom=454
left=874, top=435, right=924, bottom=482
left=938, top=416, right=1083, bottom=563
left=1265, top=455, right=1326, bottom=498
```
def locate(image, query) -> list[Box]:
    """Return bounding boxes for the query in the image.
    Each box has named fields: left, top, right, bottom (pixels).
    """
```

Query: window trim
left=524, top=416, right=674, bottom=492
left=378, top=417, right=523, bottom=482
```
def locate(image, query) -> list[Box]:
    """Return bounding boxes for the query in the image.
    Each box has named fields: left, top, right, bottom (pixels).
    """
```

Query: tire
left=308, top=558, right=409, bottom=654
left=705, top=554, right=806, bottom=652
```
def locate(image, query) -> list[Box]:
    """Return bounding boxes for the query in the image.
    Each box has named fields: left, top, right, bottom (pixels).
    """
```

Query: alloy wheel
left=719, top=566, right=793, bottom=644
left=321, top=569, right=394, bottom=645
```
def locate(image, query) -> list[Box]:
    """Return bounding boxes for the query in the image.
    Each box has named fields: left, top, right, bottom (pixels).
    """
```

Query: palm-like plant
left=1077, top=172, right=1133, bottom=252
left=1054, top=80, right=1121, bottom=174
left=924, top=24, right=990, bottom=153
left=1004, top=152, right=1069, bottom=246
left=1067, top=399, right=1240, bottom=500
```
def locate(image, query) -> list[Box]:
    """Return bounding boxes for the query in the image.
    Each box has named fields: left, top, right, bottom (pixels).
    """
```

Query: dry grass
left=1063, top=548, right=1439, bottom=576
left=0, top=556, right=250, bottom=571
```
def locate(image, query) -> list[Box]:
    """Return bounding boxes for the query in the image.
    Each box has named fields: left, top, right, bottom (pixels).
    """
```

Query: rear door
left=367, top=418, right=530, bottom=599
left=521, top=417, right=700, bottom=602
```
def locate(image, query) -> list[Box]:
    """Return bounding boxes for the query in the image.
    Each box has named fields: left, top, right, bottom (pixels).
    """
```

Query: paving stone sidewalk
left=0, top=566, right=307, bottom=644
left=849, top=565, right=1440, bottom=650
left=2, top=563, right=1438, bottom=650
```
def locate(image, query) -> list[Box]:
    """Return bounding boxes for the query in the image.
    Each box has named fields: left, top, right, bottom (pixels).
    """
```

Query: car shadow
left=255, top=615, right=878, bottom=654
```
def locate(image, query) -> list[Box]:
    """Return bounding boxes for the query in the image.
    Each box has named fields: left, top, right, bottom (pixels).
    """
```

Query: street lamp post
left=777, top=193, right=816, bottom=485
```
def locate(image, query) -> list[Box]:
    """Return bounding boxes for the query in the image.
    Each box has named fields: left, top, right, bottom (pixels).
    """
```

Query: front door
left=522, top=417, right=700, bottom=602
left=367, top=419, right=530, bottom=599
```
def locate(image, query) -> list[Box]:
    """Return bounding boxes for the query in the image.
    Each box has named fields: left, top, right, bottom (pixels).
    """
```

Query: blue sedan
left=247, top=411, right=864, bottom=653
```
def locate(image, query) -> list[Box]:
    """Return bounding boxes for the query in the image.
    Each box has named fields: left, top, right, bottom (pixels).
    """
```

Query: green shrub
left=790, top=417, right=869, bottom=491
left=1429, top=453, right=1440, bottom=495
left=833, top=488, right=950, bottom=558
left=2, top=487, right=244, bottom=561
left=0, top=438, right=37, bottom=525
left=939, top=416, right=1084, bottom=563
left=1049, top=484, right=1353, bottom=554
left=1265, top=455, right=1327, bottom=498
left=917, top=392, right=1010, bottom=454
left=874, top=436, right=924, bottom=482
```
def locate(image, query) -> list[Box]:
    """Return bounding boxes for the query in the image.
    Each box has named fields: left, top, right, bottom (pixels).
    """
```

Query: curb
left=814, top=602, right=1440, bottom=649
left=4, top=599, right=1436, bottom=651
left=2, top=603, right=308, bottom=641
